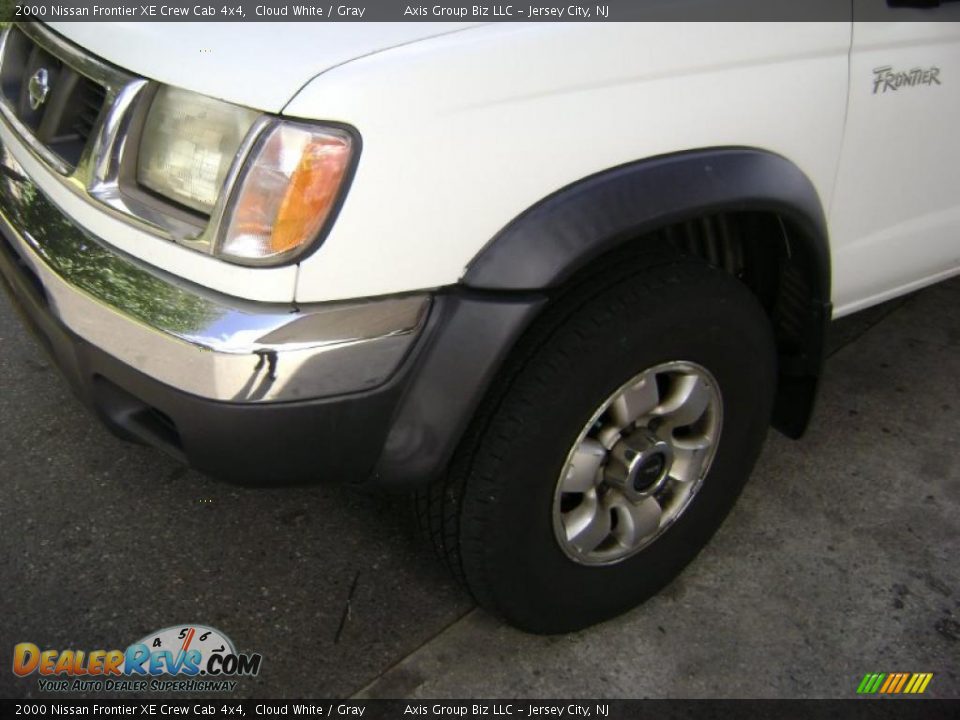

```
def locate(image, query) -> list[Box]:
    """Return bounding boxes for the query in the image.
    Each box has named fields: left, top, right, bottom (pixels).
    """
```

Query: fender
left=373, top=149, right=832, bottom=488
left=464, top=147, right=833, bottom=438
left=463, top=147, right=830, bottom=304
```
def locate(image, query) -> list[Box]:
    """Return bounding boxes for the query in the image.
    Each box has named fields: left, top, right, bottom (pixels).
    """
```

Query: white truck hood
left=46, top=22, right=476, bottom=112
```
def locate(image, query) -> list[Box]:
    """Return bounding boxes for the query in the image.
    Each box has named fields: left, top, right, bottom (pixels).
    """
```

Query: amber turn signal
left=219, top=123, right=353, bottom=264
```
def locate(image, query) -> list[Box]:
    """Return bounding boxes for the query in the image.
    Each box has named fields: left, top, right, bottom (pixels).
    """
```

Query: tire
left=417, top=251, right=777, bottom=633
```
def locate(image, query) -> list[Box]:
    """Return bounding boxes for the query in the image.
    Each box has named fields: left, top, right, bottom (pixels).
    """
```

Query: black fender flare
left=463, top=146, right=830, bottom=305
left=373, top=148, right=832, bottom=489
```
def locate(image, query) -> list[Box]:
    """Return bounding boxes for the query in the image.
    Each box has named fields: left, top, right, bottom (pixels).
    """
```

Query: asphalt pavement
left=1, top=277, right=957, bottom=699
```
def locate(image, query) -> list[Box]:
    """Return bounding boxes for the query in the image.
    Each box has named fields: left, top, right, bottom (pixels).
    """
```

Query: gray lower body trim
left=373, top=291, right=546, bottom=489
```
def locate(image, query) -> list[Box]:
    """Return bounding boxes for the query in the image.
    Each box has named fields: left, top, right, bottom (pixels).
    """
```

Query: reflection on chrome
left=0, top=143, right=429, bottom=403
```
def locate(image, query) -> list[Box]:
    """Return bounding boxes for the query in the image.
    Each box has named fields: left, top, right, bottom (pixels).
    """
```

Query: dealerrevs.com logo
left=13, top=625, right=262, bottom=693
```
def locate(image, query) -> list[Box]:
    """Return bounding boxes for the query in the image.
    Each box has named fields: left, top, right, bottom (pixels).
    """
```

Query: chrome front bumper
left=0, top=143, right=429, bottom=404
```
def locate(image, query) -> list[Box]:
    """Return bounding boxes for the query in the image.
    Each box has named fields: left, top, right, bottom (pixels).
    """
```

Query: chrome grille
left=0, top=23, right=264, bottom=252
left=0, top=25, right=108, bottom=170
left=73, top=77, right=107, bottom=145
left=0, top=24, right=206, bottom=242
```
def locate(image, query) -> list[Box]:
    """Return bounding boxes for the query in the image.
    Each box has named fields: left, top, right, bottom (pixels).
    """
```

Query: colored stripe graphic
left=857, top=672, right=933, bottom=694
left=908, top=673, right=933, bottom=694
left=883, top=673, right=908, bottom=693
left=893, top=673, right=910, bottom=693
left=857, top=673, right=885, bottom=694
left=879, top=674, right=896, bottom=693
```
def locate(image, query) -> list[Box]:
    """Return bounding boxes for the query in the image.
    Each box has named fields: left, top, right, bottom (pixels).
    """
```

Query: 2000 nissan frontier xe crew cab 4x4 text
left=0, top=12, right=958, bottom=632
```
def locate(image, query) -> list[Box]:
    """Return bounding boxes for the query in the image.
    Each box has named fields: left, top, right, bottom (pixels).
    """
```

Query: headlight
left=218, top=122, right=353, bottom=264
left=137, top=86, right=258, bottom=214
left=133, top=85, right=355, bottom=265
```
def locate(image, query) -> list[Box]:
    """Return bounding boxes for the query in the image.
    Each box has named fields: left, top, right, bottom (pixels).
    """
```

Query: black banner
left=1, top=700, right=959, bottom=719
left=3, top=0, right=960, bottom=23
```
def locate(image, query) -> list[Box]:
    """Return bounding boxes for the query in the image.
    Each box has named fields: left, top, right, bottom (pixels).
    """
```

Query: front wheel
left=420, top=255, right=777, bottom=633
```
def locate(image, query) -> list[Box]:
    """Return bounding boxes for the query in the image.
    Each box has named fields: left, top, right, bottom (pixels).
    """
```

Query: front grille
left=73, top=78, right=107, bottom=144
left=0, top=25, right=108, bottom=169
left=0, top=24, right=216, bottom=248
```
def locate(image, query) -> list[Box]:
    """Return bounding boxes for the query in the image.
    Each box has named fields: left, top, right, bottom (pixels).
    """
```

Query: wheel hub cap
left=606, top=429, right=674, bottom=501
left=552, top=360, right=723, bottom=566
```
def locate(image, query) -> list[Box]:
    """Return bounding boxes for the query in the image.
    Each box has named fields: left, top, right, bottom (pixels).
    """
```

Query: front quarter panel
left=286, top=22, right=851, bottom=303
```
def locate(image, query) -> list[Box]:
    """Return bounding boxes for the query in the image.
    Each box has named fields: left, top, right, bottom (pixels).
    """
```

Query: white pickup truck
left=0, top=14, right=958, bottom=633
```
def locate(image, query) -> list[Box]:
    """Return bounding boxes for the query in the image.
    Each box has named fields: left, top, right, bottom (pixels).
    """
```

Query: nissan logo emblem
left=28, top=68, right=51, bottom=111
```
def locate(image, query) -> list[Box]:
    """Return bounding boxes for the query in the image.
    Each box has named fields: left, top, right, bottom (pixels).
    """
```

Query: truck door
left=829, top=0, right=960, bottom=314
